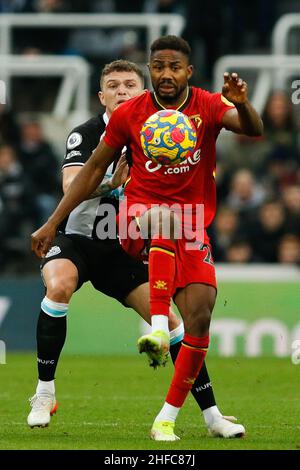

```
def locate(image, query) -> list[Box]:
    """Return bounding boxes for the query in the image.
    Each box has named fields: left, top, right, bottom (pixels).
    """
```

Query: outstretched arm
left=221, top=72, right=263, bottom=137
left=31, top=140, right=118, bottom=257
left=89, top=153, right=129, bottom=198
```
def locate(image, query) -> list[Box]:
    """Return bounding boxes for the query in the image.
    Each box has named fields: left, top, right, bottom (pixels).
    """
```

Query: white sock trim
left=170, top=322, right=184, bottom=345
left=41, top=296, right=69, bottom=317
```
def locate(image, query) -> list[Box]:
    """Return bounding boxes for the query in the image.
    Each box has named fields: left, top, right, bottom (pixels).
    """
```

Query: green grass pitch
left=0, top=353, right=299, bottom=450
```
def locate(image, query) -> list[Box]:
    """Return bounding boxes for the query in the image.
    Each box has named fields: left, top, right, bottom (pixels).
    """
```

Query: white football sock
left=154, top=402, right=180, bottom=423
left=203, top=405, right=222, bottom=426
left=151, top=315, right=169, bottom=336
left=36, top=379, right=55, bottom=396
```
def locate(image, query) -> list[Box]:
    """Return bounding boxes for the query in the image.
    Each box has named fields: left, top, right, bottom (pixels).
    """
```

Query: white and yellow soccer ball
left=140, top=109, right=197, bottom=166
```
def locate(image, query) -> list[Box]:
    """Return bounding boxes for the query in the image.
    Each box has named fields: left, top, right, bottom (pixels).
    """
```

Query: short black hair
left=100, top=60, right=144, bottom=89
left=150, top=35, right=191, bottom=60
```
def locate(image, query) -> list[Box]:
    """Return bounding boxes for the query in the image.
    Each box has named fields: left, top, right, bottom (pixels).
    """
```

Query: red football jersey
left=104, top=87, right=234, bottom=229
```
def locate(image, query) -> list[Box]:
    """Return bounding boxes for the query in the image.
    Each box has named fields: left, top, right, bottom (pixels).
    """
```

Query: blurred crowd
left=0, top=105, right=60, bottom=272
left=1, top=1, right=300, bottom=272
left=210, top=90, right=300, bottom=264
left=0, top=1, right=297, bottom=83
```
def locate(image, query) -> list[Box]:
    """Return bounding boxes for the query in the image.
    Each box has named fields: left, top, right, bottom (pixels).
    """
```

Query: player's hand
left=111, top=153, right=129, bottom=189
left=222, top=72, right=248, bottom=105
left=31, top=221, right=57, bottom=258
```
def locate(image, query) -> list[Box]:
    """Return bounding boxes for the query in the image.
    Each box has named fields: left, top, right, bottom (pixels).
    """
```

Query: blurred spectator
left=18, top=120, right=60, bottom=227
left=210, top=206, right=240, bottom=261
left=183, top=0, right=223, bottom=84
left=91, top=0, right=114, bottom=12
left=226, top=169, right=266, bottom=223
left=0, top=0, right=71, bottom=12
left=266, top=153, right=298, bottom=194
left=67, top=0, right=146, bottom=68
left=13, top=0, right=79, bottom=55
left=0, top=104, right=21, bottom=149
left=216, top=132, right=267, bottom=184
left=0, top=145, right=33, bottom=271
left=263, top=90, right=298, bottom=134
left=1, top=0, right=34, bottom=11
left=34, top=0, right=71, bottom=12
left=224, top=237, right=255, bottom=264
left=277, top=234, right=300, bottom=264
left=282, top=185, right=300, bottom=234
left=143, top=0, right=185, bottom=14
left=249, top=199, right=286, bottom=262
left=223, top=0, right=278, bottom=52
left=258, top=90, right=300, bottom=192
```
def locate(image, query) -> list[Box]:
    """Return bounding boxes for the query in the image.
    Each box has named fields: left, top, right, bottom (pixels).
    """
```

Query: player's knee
left=160, top=210, right=180, bottom=240
left=184, top=306, right=212, bottom=337
left=142, top=207, right=180, bottom=241
left=46, top=278, right=75, bottom=303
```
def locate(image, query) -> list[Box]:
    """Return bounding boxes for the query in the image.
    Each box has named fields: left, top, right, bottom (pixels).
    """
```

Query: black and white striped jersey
left=59, top=113, right=120, bottom=239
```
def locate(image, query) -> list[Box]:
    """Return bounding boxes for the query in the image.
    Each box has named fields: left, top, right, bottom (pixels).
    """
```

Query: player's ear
left=98, top=91, right=106, bottom=106
left=187, top=65, right=194, bottom=80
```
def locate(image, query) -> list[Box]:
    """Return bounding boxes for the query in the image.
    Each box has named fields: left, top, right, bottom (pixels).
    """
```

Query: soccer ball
left=140, top=109, right=197, bottom=166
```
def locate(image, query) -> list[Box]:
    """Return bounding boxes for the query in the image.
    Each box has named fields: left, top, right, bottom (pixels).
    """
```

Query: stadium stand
left=0, top=1, right=300, bottom=272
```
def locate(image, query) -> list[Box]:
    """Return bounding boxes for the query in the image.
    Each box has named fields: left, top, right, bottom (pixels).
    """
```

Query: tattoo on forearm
left=89, top=182, right=112, bottom=199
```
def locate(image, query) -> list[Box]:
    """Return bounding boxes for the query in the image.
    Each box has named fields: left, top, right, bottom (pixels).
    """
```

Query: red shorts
left=117, top=203, right=217, bottom=293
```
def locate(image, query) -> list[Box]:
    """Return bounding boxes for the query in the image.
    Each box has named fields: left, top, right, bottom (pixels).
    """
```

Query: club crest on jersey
left=45, top=246, right=61, bottom=258
left=189, top=114, right=202, bottom=129
left=67, top=132, right=82, bottom=149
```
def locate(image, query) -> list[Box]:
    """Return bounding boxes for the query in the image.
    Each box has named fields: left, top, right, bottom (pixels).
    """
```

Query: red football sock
left=149, top=236, right=176, bottom=317
left=166, top=333, right=209, bottom=407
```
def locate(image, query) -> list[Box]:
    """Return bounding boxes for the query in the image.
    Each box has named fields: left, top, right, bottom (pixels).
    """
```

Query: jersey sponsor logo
left=45, top=246, right=61, bottom=258
left=145, top=149, right=201, bottom=175
left=67, top=132, right=83, bottom=149
left=65, top=150, right=82, bottom=160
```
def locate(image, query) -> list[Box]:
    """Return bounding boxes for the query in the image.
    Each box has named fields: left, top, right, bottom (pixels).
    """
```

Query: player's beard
left=155, top=82, right=187, bottom=105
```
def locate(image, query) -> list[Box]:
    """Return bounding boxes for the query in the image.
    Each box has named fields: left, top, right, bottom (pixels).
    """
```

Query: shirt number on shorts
left=200, top=244, right=214, bottom=266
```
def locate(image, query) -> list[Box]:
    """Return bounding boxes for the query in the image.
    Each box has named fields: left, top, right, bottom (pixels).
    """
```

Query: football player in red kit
left=32, top=35, right=263, bottom=441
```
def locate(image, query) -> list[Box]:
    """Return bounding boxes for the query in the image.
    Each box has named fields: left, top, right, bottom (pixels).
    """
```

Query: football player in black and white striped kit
left=27, top=60, right=245, bottom=439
